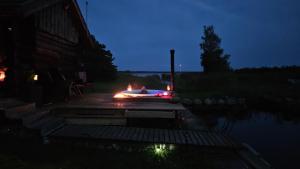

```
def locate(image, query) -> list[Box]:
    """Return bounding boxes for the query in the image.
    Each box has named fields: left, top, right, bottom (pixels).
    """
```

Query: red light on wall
left=0, top=68, right=7, bottom=82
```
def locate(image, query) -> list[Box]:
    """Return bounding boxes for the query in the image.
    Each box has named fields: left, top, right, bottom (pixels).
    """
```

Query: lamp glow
left=154, top=144, right=166, bottom=156
left=33, top=74, right=38, bottom=81
left=148, top=144, right=175, bottom=158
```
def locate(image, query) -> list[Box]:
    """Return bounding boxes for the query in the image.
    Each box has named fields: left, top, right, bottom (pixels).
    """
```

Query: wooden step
left=125, top=110, right=175, bottom=119
left=4, top=103, right=36, bottom=119
left=66, top=117, right=127, bottom=126
left=0, top=98, right=24, bottom=109
left=22, top=109, right=50, bottom=127
left=26, top=116, right=65, bottom=136
left=40, top=118, right=66, bottom=136
left=55, top=108, right=125, bottom=118
left=27, top=116, right=57, bottom=129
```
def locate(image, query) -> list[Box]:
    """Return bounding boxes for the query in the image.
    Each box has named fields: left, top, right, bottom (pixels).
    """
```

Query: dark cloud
left=78, top=0, right=300, bottom=71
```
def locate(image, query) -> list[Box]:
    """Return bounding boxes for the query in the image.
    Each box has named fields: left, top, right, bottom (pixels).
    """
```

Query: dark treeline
left=118, top=66, right=300, bottom=76
left=235, top=66, right=300, bottom=74
left=200, top=25, right=231, bottom=73
left=83, top=35, right=117, bottom=81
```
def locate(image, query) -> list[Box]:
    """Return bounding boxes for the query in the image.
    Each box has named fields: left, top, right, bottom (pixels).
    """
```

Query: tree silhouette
left=83, top=35, right=117, bottom=81
left=200, top=25, right=231, bottom=73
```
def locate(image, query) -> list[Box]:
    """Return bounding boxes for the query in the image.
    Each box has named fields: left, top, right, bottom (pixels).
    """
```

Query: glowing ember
left=167, top=85, right=171, bottom=91
left=127, top=84, right=132, bottom=91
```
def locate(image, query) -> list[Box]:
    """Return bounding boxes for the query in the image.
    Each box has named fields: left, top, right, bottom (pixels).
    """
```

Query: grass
left=175, top=72, right=300, bottom=99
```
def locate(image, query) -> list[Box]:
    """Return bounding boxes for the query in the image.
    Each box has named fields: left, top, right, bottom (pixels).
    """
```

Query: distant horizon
left=117, top=64, right=300, bottom=72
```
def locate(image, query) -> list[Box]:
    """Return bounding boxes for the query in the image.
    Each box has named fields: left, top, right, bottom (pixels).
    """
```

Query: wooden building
left=0, top=0, right=93, bottom=100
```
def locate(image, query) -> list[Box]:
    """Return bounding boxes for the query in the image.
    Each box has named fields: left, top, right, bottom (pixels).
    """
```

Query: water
left=131, top=72, right=165, bottom=78
left=197, top=111, right=300, bottom=169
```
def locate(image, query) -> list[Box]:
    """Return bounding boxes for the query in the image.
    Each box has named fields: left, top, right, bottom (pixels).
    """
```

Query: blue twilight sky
left=78, top=0, right=300, bottom=71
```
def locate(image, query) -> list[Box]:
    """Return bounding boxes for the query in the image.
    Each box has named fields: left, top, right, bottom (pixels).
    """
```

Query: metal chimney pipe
left=170, top=49, right=175, bottom=91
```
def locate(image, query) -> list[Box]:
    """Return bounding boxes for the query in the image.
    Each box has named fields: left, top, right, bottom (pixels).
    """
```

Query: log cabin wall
left=16, top=16, right=36, bottom=68
left=0, top=0, right=91, bottom=97
left=32, top=1, right=82, bottom=76
left=0, top=25, right=8, bottom=67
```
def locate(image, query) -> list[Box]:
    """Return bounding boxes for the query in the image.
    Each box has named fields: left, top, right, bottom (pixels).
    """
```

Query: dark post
left=170, top=49, right=175, bottom=91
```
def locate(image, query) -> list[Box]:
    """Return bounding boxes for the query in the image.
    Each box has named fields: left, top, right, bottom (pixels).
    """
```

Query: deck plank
left=180, top=130, right=188, bottom=144
left=184, top=130, right=194, bottom=145
left=96, top=126, right=105, bottom=138
left=141, top=128, right=148, bottom=142
left=205, top=132, right=217, bottom=146
left=186, top=131, right=197, bottom=145
left=168, top=130, right=175, bottom=144
left=195, top=132, right=209, bottom=146
left=153, top=129, right=159, bottom=143
left=125, top=127, right=134, bottom=140
left=191, top=131, right=202, bottom=145
left=210, top=132, right=225, bottom=146
left=159, top=129, right=164, bottom=143
left=175, top=130, right=183, bottom=144
left=50, top=125, right=238, bottom=148
left=109, top=126, right=119, bottom=139
left=163, top=129, right=170, bottom=144
left=131, top=127, right=139, bottom=141
left=149, top=128, right=154, bottom=143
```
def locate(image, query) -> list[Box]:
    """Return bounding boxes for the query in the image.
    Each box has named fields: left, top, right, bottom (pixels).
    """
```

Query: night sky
left=78, top=0, right=300, bottom=71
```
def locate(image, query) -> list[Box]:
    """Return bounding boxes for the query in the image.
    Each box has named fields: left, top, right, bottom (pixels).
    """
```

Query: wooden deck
left=53, top=102, right=186, bottom=125
left=49, top=125, right=240, bottom=148
left=56, top=102, right=186, bottom=111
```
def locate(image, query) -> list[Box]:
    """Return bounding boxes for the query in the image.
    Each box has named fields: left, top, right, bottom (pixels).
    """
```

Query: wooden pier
left=49, top=125, right=240, bottom=148
left=53, top=101, right=186, bottom=125
left=0, top=96, right=272, bottom=169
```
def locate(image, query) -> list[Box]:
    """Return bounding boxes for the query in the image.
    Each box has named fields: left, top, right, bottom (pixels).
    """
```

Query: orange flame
left=127, top=84, right=132, bottom=91
left=167, top=85, right=171, bottom=91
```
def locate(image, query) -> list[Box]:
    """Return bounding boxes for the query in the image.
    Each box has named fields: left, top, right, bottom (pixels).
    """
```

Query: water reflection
left=192, top=109, right=300, bottom=169
left=195, top=110, right=300, bottom=133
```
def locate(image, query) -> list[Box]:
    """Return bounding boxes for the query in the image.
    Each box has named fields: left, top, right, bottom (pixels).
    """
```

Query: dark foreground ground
left=0, top=133, right=248, bottom=169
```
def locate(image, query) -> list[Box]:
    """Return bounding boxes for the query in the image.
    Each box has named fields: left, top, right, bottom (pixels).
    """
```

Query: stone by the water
left=194, top=99, right=202, bottom=105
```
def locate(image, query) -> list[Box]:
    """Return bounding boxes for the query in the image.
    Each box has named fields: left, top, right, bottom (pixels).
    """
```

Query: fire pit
left=114, top=84, right=173, bottom=100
